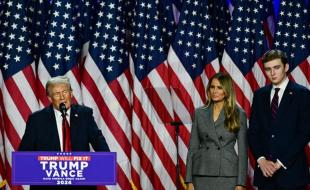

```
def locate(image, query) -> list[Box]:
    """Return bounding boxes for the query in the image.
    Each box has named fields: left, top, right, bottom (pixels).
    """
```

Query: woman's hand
left=186, top=183, right=194, bottom=190
left=235, top=185, right=246, bottom=190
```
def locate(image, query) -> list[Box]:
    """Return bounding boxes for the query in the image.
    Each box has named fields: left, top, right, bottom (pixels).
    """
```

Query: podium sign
left=12, top=152, right=116, bottom=185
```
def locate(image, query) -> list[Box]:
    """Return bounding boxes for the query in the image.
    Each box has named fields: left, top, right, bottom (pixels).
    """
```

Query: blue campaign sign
left=12, top=152, right=116, bottom=186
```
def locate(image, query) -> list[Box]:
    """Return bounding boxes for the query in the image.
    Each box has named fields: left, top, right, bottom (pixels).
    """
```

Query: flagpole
left=171, top=121, right=182, bottom=190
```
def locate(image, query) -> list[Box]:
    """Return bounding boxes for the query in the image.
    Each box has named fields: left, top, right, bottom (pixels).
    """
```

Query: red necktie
left=62, top=114, right=71, bottom=151
left=271, top=88, right=280, bottom=119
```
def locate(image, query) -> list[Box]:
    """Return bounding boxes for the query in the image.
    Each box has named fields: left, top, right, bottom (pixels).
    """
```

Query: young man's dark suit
left=248, top=80, right=310, bottom=189
left=19, top=104, right=110, bottom=190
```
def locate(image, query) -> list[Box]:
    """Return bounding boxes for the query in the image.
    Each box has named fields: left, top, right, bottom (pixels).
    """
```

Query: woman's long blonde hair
left=205, top=72, right=240, bottom=132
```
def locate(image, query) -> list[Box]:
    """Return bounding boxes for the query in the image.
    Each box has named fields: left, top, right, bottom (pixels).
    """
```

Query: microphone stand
left=171, top=121, right=182, bottom=190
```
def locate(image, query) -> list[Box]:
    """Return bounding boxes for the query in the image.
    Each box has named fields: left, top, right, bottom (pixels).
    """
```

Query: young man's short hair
left=262, top=49, right=288, bottom=65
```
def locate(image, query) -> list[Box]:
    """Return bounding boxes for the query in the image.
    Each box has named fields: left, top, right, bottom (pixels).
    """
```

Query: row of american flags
left=0, top=0, right=309, bottom=189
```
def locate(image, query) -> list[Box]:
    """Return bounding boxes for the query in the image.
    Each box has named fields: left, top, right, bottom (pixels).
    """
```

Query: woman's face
left=209, top=78, right=226, bottom=103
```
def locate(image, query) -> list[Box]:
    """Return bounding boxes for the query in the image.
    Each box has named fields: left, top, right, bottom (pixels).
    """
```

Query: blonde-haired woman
left=186, top=72, right=248, bottom=190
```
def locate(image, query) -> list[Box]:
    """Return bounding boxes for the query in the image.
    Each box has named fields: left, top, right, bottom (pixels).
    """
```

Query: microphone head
left=59, top=103, right=67, bottom=115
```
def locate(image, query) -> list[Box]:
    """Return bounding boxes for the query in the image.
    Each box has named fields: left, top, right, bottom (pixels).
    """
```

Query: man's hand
left=186, top=183, right=194, bottom=190
left=257, top=158, right=277, bottom=177
left=235, top=185, right=246, bottom=190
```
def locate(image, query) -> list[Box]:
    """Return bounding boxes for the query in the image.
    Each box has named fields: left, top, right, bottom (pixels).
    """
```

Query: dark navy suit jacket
left=19, top=104, right=109, bottom=190
left=248, top=81, right=310, bottom=188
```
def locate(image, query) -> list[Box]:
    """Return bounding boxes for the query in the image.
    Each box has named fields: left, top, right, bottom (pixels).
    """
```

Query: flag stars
left=106, top=65, right=113, bottom=72
left=5, top=54, right=11, bottom=60
left=14, top=56, right=20, bottom=62
left=3, top=64, right=9, bottom=70
left=57, top=43, right=63, bottom=49
left=108, top=55, right=115, bottom=62
left=9, top=33, right=15, bottom=40
left=300, top=44, right=305, bottom=49
left=64, top=55, right=70, bottom=61
left=65, top=2, right=71, bottom=9
left=53, top=64, right=60, bottom=70
left=11, top=23, right=17, bottom=29
left=53, top=11, right=59, bottom=17
left=16, top=46, right=22, bottom=52
left=14, top=13, right=20, bottom=19
left=139, top=64, right=144, bottom=70
left=7, top=43, right=13, bottom=49
left=99, top=54, right=105, bottom=60
left=55, top=53, right=61, bottom=60
left=55, top=1, right=61, bottom=7
left=185, top=51, right=190, bottom=57
left=46, top=52, right=52, bottom=58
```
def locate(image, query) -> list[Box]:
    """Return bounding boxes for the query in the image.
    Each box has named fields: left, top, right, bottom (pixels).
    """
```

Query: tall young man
left=248, top=49, right=310, bottom=190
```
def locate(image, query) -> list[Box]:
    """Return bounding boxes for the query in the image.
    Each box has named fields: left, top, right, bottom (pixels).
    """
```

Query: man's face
left=48, top=83, right=72, bottom=110
left=264, top=58, right=289, bottom=86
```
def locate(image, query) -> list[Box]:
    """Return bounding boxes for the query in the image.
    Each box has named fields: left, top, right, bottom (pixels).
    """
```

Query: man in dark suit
left=248, top=49, right=310, bottom=190
left=19, top=75, right=110, bottom=190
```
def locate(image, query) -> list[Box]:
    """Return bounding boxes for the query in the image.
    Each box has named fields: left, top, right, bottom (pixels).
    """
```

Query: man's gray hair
left=46, top=75, right=72, bottom=96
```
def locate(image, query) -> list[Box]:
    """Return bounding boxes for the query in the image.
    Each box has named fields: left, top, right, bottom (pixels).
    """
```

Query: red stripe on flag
left=141, top=77, right=174, bottom=128
left=81, top=70, right=131, bottom=158
left=71, top=65, right=81, bottom=85
left=193, top=76, right=206, bottom=104
left=116, top=164, right=131, bottom=190
left=131, top=163, right=142, bottom=190
left=36, top=79, right=50, bottom=106
left=168, top=67, right=195, bottom=114
left=156, top=63, right=170, bottom=88
left=305, top=146, right=310, bottom=165
left=132, top=93, right=177, bottom=187
left=96, top=186, right=107, bottom=190
left=81, top=71, right=132, bottom=189
left=245, top=72, right=260, bottom=92
left=109, top=72, right=132, bottom=121
left=22, top=65, right=38, bottom=100
left=5, top=157, right=23, bottom=190
left=0, top=93, right=21, bottom=150
left=235, top=84, right=251, bottom=118
left=204, top=62, right=217, bottom=80
left=298, top=59, right=310, bottom=83
left=131, top=130, right=165, bottom=190
left=4, top=78, right=31, bottom=122
left=246, top=175, right=256, bottom=190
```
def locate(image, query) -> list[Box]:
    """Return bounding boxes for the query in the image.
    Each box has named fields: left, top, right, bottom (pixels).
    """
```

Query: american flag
left=272, top=0, right=310, bottom=179
left=81, top=0, right=133, bottom=189
left=221, top=0, right=274, bottom=189
left=36, top=0, right=84, bottom=107
left=0, top=103, right=6, bottom=189
left=274, top=0, right=310, bottom=87
left=129, top=0, right=177, bottom=189
left=0, top=0, right=39, bottom=190
left=222, top=0, right=274, bottom=116
left=1, top=0, right=309, bottom=189
left=167, top=0, right=220, bottom=187
left=207, top=0, right=231, bottom=59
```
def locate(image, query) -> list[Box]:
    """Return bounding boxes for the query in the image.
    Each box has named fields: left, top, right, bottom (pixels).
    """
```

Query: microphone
left=59, top=103, right=67, bottom=116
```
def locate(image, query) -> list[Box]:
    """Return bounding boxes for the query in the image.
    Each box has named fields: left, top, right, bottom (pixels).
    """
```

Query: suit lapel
left=200, top=105, right=220, bottom=146
left=277, top=81, right=294, bottom=118
left=46, top=105, right=61, bottom=150
left=264, top=85, right=273, bottom=121
left=70, top=105, right=79, bottom=148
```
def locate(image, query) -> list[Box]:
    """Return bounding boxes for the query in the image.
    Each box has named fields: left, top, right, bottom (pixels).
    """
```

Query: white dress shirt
left=53, top=108, right=71, bottom=151
left=257, top=77, right=289, bottom=169
left=270, top=77, right=289, bottom=106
